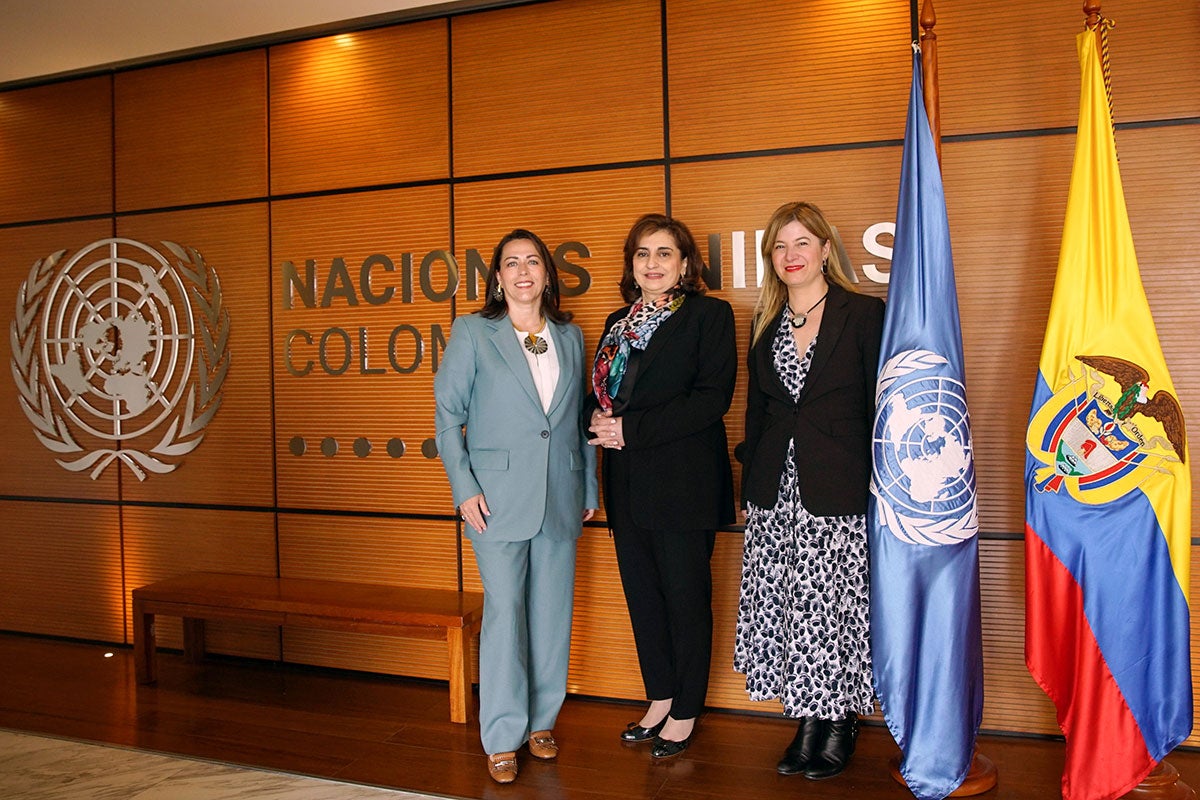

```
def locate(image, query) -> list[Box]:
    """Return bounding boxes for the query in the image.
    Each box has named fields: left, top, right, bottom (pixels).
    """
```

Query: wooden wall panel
left=936, top=0, right=1200, bottom=136
left=977, top=539, right=1057, bottom=735
left=942, top=134, right=1074, bottom=533
left=279, top=515, right=464, bottom=679
left=1118, top=125, right=1200, bottom=533
left=0, top=500, right=123, bottom=641
left=122, top=506, right=278, bottom=656
left=451, top=0, right=663, bottom=177
left=666, top=0, right=910, bottom=158
left=115, top=204, right=274, bottom=507
left=0, top=77, right=112, bottom=223
left=557, top=528, right=644, bottom=700
left=271, top=186, right=453, bottom=514
left=114, top=51, right=267, bottom=212
left=269, top=20, right=449, bottom=195
left=0, top=219, right=120, bottom=500
left=707, top=531, right=774, bottom=714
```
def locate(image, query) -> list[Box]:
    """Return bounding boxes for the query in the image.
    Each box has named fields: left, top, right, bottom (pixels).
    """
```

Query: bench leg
left=133, top=599, right=156, bottom=684
left=183, top=618, right=206, bottom=663
left=447, top=626, right=474, bottom=724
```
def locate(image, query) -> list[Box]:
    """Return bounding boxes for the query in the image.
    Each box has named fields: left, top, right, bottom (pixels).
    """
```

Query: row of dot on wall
left=287, top=436, right=440, bottom=459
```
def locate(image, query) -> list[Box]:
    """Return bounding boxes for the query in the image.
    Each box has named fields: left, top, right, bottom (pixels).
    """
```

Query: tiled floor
left=0, top=729, right=438, bottom=800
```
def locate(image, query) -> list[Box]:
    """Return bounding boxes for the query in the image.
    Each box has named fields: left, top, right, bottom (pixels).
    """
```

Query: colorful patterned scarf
left=592, top=290, right=685, bottom=411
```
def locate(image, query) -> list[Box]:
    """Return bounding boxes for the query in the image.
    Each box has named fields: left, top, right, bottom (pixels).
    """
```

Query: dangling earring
left=543, top=284, right=551, bottom=296
left=821, top=258, right=829, bottom=275
left=494, top=284, right=504, bottom=300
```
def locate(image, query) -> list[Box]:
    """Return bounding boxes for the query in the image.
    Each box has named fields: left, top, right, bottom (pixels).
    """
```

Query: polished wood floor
left=1, top=633, right=1196, bottom=799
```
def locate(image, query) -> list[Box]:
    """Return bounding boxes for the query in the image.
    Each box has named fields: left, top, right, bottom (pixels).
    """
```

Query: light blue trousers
left=471, top=533, right=577, bottom=754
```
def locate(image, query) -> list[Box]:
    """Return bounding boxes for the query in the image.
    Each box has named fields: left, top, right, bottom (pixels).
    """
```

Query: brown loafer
left=487, top=751, right=518, bottom=783
left=528, top=730, right=558, bottom=760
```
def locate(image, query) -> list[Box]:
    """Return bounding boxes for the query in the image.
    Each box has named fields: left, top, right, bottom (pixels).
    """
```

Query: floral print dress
left=734, top=316, right=874, bottom=719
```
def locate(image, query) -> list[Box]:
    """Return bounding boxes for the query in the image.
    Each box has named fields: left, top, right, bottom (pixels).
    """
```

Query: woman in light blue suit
left=435, top=229, right=598, bottom=785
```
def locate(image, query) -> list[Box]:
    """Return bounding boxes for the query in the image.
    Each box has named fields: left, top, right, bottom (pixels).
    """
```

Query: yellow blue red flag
left=1024, top=25, right=1192, bottom=800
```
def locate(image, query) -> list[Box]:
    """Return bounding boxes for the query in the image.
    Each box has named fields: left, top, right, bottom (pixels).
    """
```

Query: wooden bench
left=132, top=572, right=484, bottom=723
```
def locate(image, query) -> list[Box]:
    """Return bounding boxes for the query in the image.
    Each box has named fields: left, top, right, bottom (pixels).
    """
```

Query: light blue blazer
left=434, top=313, right=599, bottom=542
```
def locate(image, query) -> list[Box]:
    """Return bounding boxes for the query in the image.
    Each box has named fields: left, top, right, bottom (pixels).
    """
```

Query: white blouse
left=512, top=323, right=559, bottom=413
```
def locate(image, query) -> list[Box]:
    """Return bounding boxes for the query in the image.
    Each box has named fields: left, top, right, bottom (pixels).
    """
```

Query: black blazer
left=585, top=294, right=737, bottom=531
left=739, top=282, right=884, bottom=517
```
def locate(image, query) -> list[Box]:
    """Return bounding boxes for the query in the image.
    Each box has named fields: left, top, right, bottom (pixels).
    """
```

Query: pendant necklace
left=516, top=318, right=548, bottom=355
left=788, top=292, right=828, bottom=329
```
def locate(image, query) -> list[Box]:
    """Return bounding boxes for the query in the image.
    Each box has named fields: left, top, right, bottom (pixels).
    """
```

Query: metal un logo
left=10, top=238, right=230, bottom=480
left=1027, top=355, right=1186, bottom=503
left=871, top=349, right=979, bottom=546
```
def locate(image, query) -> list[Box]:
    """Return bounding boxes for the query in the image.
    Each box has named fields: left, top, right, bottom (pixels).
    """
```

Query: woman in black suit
left=585, top=213, right=736, bottom=759
left=735, top=201, right=883, bottom=781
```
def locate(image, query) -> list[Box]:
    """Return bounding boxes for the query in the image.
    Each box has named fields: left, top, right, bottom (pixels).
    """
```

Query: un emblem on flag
left=871, top=349, right=979, bottom=545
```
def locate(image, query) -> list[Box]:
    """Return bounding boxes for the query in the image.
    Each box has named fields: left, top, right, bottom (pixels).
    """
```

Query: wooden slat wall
left=936, top=2, right=1200, bottom=133
left=451, top=0, right=664, bottom=176
left=0, top=500, right=123, bottom=641
left=268, top=20, right=449, bottom=195
left=114, top=51, right=268, bottom=211
left=0, top=77, right=112, bottom=222
left=0, top=0, right=1198, bottom=745
left=270, top=186, right=454, bottom=515
left=944, top=134, right=1073, bottom=532
left=666, top=0, right=911, bottom=156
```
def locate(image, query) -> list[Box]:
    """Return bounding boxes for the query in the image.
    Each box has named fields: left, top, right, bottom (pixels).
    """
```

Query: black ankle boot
left=776, top=717, right=825, bottom=775
left=803, top=713, right=858, bottom=780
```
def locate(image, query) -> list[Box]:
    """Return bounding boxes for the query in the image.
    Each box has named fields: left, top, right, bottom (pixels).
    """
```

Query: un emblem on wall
left=10, top=238, right=230, bottom=480
left=871, top=349, right=978, bottom=546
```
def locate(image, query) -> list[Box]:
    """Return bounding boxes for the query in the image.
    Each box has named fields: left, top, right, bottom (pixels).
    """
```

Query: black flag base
left=1119, top=760, right=1195, bottom=800
left=888, top=750, right=998, bottom=796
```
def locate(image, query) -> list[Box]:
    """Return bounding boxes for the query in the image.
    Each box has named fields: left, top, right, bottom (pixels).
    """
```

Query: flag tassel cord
left=1084, top=1, right=1118, bottom=151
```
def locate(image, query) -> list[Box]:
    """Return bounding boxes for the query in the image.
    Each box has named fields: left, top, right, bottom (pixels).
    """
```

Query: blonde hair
left=750, top=201, right=857, bottom=346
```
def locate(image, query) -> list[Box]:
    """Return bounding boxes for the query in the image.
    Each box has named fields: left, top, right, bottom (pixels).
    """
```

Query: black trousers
left=611, top=519, right=716, bottom=720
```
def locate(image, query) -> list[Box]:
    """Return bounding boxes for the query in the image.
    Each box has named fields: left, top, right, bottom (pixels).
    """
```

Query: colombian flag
left=1024, top=25, right=1192, bottom=800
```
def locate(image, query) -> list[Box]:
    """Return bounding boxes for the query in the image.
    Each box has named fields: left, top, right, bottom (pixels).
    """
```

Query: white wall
left=0, top=0, right=449, bottom=85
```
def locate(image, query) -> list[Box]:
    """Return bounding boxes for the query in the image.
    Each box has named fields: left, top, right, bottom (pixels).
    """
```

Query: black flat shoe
left=620, top=718, right=666, bottom=743
left=650, top=734, right=692, bottom=759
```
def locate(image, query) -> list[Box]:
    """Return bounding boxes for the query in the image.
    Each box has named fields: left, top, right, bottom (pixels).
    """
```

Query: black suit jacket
left=740, top=282, right=884, bottom=517
left=585, top=294, right=737, bottom=531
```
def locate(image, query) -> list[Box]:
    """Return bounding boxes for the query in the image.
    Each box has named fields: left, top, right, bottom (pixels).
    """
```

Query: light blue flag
left=868, top=49, right=985, bottom=800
